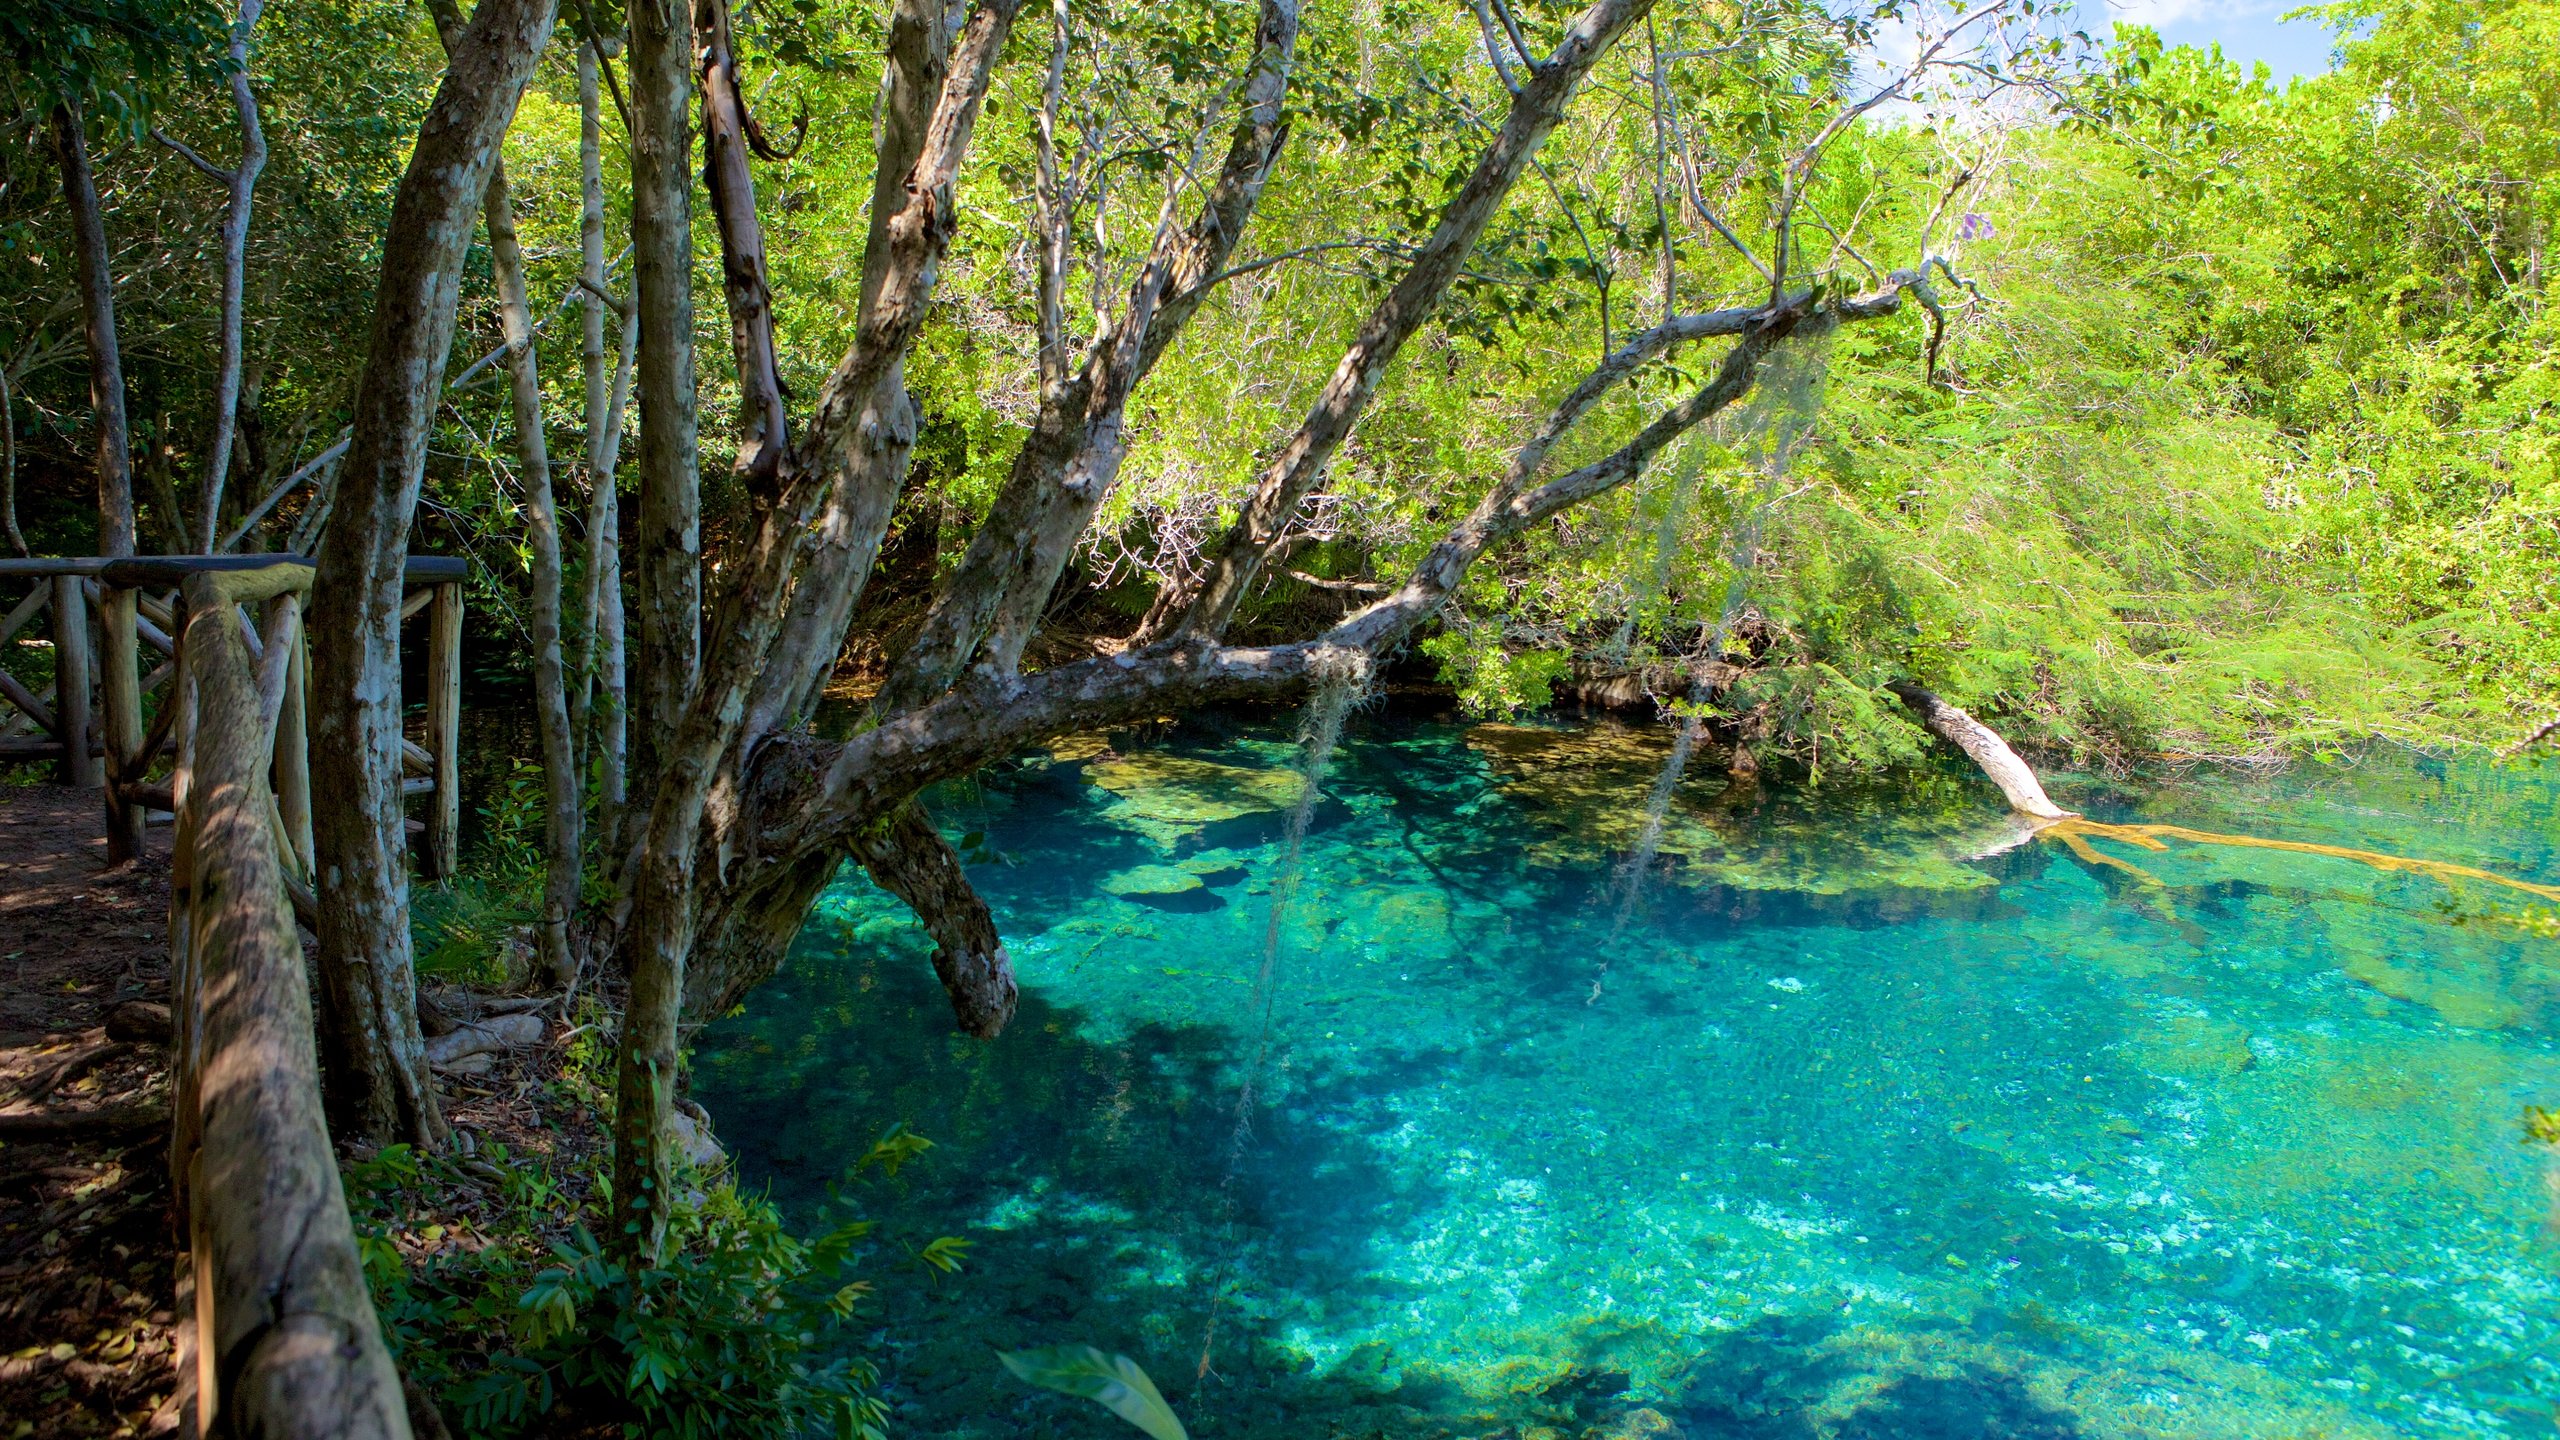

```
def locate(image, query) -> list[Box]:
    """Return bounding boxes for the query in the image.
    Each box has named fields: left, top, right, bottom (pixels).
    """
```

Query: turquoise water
left=694, top=704, right=2560, bottom=1439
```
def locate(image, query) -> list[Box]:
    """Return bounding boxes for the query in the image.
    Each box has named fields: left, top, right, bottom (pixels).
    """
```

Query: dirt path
left=0, top=784, right=182, bottom=1436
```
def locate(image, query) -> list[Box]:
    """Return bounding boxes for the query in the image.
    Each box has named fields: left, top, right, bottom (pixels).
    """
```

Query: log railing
left=0, top=554, right=469, bottom=876
left=165, top=560, right=412, bottom=1438
left=0, top=552, right=468, bottom=1435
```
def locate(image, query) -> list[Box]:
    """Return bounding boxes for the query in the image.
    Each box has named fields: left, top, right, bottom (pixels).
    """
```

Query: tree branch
left=1136, top=0, right=1660, bottom=646
left=773, top=274, right=1934, bottom=866
left=150, top=126, right=233, bottom=183
left=870, top=0, right=1301, bottom=713
left=695, top=0, right=790, bottom=490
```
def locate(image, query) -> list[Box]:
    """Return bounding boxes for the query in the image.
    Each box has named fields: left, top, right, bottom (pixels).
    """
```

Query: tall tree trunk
left=611, top=0, right=1024, bottom=1267
left=197, top=0, right=269, bottom=553
left=308, top=0, right=561, bottom=1146
left=53, top=99, right=144, bottom=863
left=2, top=366, right=23, bottom=557
left=608, top=0, right=711, bottom=1269
left=589, top=307, right=635, bottom=863
left=574, top=38, right=632, bottom=871
left=51, top=101, right=134, bottom=560
left=483, top=159, right=581, bottom=987
left=624, top=0, right=702, bottom=858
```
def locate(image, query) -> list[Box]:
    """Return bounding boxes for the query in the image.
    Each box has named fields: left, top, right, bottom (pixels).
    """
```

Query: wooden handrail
left=0, top=553, right=468, bottom=584
left=170, top=563, right=412, bottom=1439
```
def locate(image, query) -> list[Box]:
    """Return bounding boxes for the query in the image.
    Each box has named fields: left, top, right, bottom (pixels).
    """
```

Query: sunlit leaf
left=999, top=1345, right=1188, bottom=1440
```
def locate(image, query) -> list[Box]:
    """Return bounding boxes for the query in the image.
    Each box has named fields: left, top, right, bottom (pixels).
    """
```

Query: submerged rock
left=1102, top=864, right=1206, bottom=897
left=1087, top=749, right=1306, bottom=848
left=2331, top=929, right=2535, bottom=1030
left=2128, top=1013, right=2255, bottom=1078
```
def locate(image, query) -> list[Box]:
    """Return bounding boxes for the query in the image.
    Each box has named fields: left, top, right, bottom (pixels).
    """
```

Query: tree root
left=18, top=1040, right=135, bottom=1103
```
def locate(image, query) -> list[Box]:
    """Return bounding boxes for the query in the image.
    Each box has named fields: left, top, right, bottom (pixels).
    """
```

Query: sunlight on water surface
left=696, top=703, right=2560, bottom=1439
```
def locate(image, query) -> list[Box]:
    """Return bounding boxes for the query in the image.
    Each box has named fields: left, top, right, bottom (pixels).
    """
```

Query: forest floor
left=0, top=784, right=181, bottom=1437
left=0, top=781, right=614, bottom=1439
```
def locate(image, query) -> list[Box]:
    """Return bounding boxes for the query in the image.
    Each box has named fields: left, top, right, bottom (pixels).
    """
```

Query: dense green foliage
left=7, top=0, right=2547, bottom=781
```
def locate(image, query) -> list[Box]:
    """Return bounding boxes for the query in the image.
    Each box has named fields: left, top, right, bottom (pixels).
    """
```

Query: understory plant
left=347, top=1115, right=960, bottom=1439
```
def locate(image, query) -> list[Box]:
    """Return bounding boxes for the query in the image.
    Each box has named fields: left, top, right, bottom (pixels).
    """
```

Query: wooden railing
left=0, top=554, right=469, bottom=876
left=0, top=553, right=469, bottom=1434
left=165, top=560, right=411, bottom=1438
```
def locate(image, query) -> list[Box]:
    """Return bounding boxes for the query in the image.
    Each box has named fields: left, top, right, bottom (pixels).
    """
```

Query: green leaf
left=999, top=1346, right=1187, bottom=1440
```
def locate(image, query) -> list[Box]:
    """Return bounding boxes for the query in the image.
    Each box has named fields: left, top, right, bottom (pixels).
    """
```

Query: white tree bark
left=482, top=157, right=581, bottom=986
left=195, top=0, right=269, bottom=552
left=1888, top=680, right=2074, bottom=821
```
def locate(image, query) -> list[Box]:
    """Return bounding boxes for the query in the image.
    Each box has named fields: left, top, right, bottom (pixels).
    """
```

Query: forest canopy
left=1, top=0, right=2551, bottom=777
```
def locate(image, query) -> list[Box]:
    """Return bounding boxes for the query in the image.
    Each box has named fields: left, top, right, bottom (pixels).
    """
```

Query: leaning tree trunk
left=308, top=0, right=561, bottom=1146
left=52, top=102, right=134, bottom=561
left=609, top=0, right=1024, bottom=1268
left=1138, top=0, right=1656, bottom=642
left=53, top=100, right=145, bottom=862
left=1887, top=680, right=2074, bottom=821
left=483, top=157, right=581, bottom=987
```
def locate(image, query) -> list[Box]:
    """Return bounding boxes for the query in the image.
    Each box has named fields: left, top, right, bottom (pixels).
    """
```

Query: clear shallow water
left=695, top=704, right=2560, bottom=1439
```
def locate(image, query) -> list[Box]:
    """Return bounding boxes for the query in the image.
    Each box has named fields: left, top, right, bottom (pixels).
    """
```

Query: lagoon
left=697, top=703, right=2560, bottom=1438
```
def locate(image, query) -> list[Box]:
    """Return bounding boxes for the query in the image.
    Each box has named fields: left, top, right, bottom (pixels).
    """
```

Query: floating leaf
left=999, top=1345, right=1188, bottom=1440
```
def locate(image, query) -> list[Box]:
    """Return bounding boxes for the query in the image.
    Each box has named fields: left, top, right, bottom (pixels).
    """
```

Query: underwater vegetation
left=696, top=704, right=2560, bottom=1439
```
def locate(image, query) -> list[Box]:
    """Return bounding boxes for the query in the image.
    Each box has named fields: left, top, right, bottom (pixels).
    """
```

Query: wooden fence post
left=277, top=628, right=314, bottom=876
left=425, top=580, right=463, bottom=880
left=101, top=582, right=145, bottom=860
left=51, top=574, right=97, bottom=787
